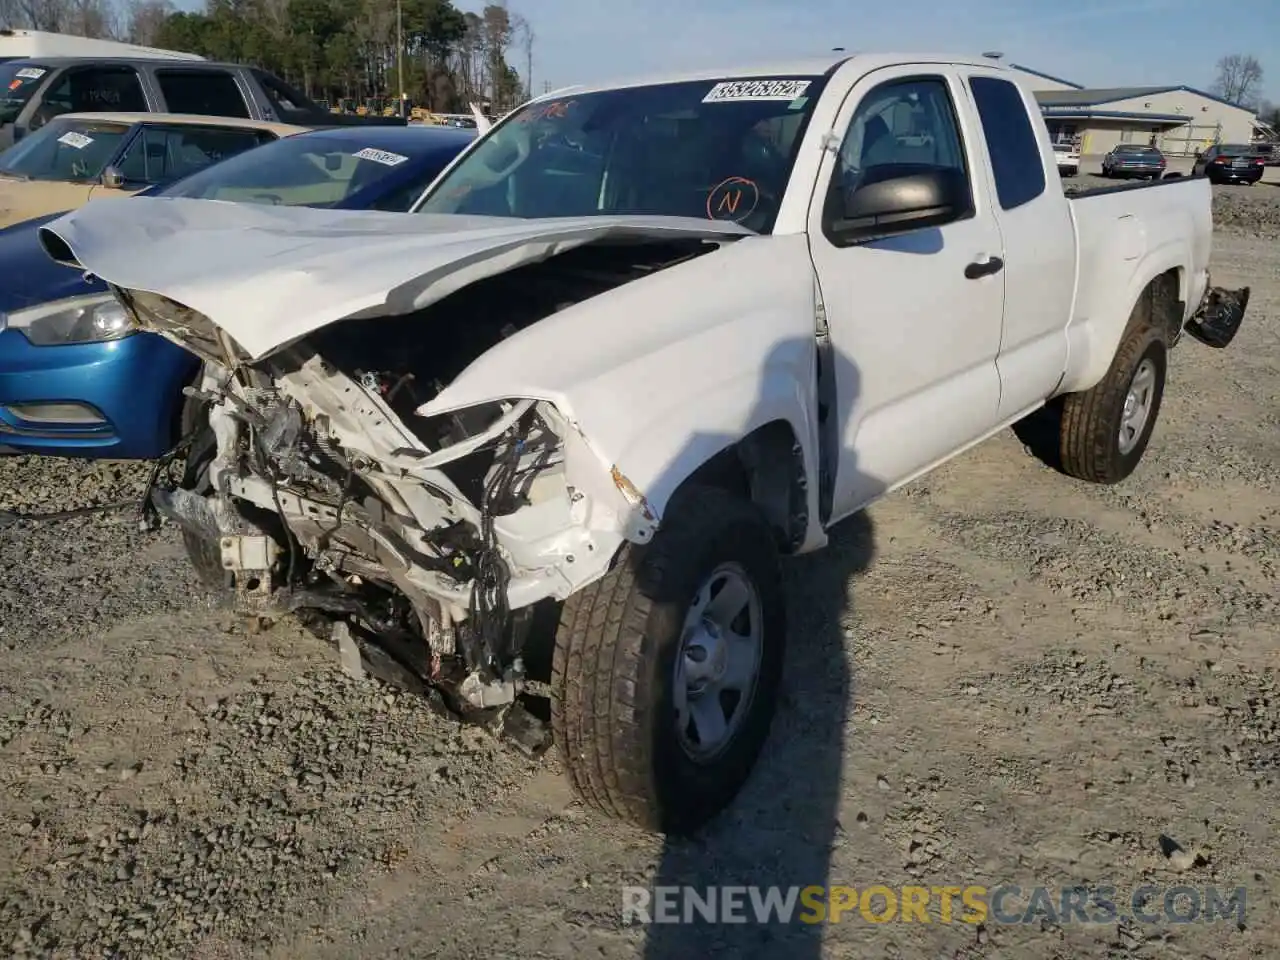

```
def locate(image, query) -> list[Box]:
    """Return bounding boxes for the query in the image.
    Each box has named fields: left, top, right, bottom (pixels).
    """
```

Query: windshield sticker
left=57, top=131, right=94, bottom=150
left=15, top=68, right=46, bottom=80
left=516, top=99, right=577, bottom=124
left=703, top=79, right=811, bottom=103
left=352, top=147, right=409, bottom=167
left=706, top=176, right=759, bottom=222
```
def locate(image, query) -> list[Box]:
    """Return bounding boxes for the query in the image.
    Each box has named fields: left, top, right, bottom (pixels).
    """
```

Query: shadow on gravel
left=641, top=340, right=878, bottom=960
left=1011, top=398, right=1066, bottom=474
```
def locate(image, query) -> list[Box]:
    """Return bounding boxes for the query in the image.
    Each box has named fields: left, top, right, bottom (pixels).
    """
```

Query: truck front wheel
left=1059, top=323, right=1168, bottom=484
left=551, top=485, right=785, bottom=835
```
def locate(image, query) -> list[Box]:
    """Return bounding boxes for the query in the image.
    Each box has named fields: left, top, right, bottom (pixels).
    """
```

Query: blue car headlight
left=1, top=293, right=137, bottom=346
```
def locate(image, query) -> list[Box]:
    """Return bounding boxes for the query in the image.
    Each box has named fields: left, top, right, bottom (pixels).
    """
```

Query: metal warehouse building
left=1007, top=64, right=1261, bottom=158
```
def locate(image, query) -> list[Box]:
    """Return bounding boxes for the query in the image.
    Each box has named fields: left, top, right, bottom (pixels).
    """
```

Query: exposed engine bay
left=136, top=238, right=719, bottom=732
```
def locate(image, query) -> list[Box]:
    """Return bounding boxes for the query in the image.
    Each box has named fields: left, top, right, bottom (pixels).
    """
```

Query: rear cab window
left=968, top=75, right=1045, bottom=211
left=0, top=61, right=50, bottom=123
left=0, top=116, right=134, bottom=181
left=115, top=123, right=275, bottom=185
left=155, top=69, right=250, bottom=119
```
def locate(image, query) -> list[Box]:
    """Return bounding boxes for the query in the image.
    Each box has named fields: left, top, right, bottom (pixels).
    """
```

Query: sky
left=463, top=0, right=1280, bottom=102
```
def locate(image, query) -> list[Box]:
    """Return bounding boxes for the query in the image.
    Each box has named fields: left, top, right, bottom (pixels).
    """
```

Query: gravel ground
left=1, top=182, right=1277, bottom=959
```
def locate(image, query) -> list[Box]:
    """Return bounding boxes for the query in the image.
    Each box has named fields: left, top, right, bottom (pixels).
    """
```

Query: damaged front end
left=125, top=281, right=659, bottom=740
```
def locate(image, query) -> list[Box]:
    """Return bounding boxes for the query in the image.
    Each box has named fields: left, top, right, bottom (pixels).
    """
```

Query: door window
left=36, top=66, right=147, bottom=122
left=155, top=69, right=251, bottom=119
left=115, top=124, right=273, bottom=185
left=967, top=76, right=1045, bottom=211
left=826, top=76, right=973, bottom=233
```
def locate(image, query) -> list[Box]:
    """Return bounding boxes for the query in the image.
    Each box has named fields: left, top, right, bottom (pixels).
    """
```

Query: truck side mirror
left=827, top=165, right=969, bottom=244
left=101, top=166, right=126, bottom=190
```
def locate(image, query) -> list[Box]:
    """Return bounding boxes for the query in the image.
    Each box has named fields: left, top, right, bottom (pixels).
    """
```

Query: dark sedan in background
left=1100, top=144, right=1167, bottom=180
left=1192, top=143, right=1267, bottom=184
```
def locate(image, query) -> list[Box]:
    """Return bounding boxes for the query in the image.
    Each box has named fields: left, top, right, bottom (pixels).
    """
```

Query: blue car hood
left=0, top=213, right=105, bottom=312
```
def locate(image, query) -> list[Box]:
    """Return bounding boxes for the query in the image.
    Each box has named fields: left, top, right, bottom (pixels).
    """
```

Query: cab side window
left=968, top=76, right=1046, bottom=211
left=37, top=66, right=147, bottom=121
left=825, top=76, right=973, bottom=234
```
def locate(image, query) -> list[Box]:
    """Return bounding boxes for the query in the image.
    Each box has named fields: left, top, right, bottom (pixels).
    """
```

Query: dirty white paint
left=38, top=53, right=1218, bottom=617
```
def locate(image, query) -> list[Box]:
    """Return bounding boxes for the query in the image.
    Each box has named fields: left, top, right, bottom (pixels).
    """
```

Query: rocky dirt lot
left=1, top=181, right=1277, bottom=960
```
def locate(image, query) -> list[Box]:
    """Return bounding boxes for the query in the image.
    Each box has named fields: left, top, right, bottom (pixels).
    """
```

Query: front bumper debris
left=1185, top=285, right=1250, bottom=349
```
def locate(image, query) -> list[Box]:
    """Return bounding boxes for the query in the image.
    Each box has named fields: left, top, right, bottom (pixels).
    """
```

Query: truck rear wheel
left=551, top=485, right=785, bottom=835
left=1059, top=323, right=1168, bottom=484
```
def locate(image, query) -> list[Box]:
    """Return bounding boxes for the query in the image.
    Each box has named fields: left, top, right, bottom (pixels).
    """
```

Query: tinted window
left=156, top=69, right=250, bottom=118
left=116, top=124, right=272, bottom=185
left=252, top=70, right=317, bottom=119
left=418, top=75, right=828, bottom=233
left=969, top=76, right=1045, bottom=211
left=0, top=117, right=132, bottom=180
left=37, top=66, right=147, bottom=121
left=0, top=62, right=50, bottom=123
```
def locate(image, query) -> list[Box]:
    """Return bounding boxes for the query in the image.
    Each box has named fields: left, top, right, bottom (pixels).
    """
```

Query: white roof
left=535, top=52, right=1015, bottom=99
left=0, top=28, right=204, bottom=61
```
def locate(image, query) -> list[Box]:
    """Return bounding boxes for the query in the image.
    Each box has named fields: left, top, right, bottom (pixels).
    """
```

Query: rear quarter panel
left=1057, top=177, right=1211, bottom=396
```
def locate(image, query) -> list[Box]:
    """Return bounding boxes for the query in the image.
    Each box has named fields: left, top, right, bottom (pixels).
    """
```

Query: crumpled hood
left=38, top=196, right=754, bottom=361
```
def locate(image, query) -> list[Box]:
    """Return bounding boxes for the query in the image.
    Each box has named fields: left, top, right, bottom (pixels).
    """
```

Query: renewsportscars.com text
left=621, top=884, right=1247, bottom=926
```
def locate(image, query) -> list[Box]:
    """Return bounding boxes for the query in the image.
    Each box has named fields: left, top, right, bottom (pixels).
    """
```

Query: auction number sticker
left=352, top=147, right=409, bottom=167
left=57, top=131, right=94, bottom=150
left=703, top=79, right=811, bottom=103
left=15, top=68, right=46, bottom=80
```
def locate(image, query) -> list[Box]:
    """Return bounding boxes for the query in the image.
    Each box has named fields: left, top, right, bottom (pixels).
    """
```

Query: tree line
left=0, top=0, right=535, bottom=113
left=1212, top=53, right=1280, bottom=128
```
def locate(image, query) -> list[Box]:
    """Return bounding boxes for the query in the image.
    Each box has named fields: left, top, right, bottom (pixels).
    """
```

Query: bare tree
left=1213, top=53, right=1264, bottom=109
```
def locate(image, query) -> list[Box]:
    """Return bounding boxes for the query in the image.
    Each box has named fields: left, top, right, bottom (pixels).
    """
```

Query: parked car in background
left=1100, top=143, right=1166, bottom=179
left=0, top=56, right=405, bottom=150
left=1192, top=143, right=1266, bottom=184
left=0, top=112, right=308, bottom=228
left=0, top=124, right=474, bottom=458
left=1052, top=141, right=1079, bottom=176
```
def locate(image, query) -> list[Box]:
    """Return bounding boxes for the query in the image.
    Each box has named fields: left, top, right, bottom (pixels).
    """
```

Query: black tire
left=177, top=391, right=233, bottom=596
left=551, top=485, right=785, bottom=835
left=1059, top=319, right=1168, bottom=485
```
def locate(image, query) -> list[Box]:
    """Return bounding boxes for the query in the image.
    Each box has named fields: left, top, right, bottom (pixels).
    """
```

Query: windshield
left=0, top=116, right=131, bottom=181
left=162, top=133, right=441, bottom=207
left=0, top=62, right=49, bottom=125
left=1115, top=145, right=1157, bottom=154
left=417, top=75, right=828, bottom=233
left=1219, top=143, right=1256, bottom=154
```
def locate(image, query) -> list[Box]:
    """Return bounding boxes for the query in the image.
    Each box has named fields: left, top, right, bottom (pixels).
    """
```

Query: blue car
left=0, top=124, right=473, bottom=458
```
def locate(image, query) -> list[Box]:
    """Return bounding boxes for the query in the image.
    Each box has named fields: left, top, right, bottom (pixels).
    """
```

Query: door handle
left=964, top=256, right=1004, bottom=280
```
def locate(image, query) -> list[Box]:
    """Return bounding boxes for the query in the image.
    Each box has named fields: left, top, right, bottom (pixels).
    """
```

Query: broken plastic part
left=1185, top=285, right=1249, bottom=349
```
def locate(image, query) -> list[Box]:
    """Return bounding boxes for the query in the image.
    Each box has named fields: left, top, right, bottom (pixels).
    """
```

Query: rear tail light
left=1254, top=158, right=1265, bottom=165
left=1213, top=157, right=1229, bottom=164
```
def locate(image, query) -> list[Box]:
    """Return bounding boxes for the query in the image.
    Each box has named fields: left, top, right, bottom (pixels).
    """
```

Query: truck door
left=805, top=67, right=1006, bottom=523
left=960, top=71, right=1076, bottom=420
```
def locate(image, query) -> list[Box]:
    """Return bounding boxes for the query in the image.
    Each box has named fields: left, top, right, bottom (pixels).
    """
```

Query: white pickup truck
left=38, top=52, right=1249, bottom=836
